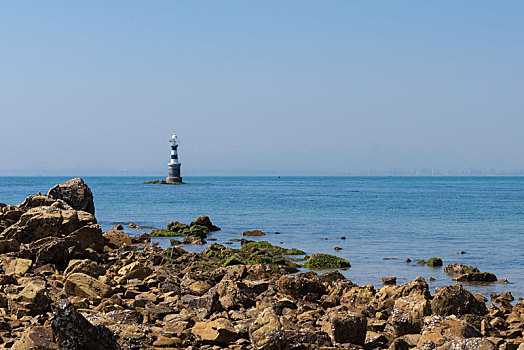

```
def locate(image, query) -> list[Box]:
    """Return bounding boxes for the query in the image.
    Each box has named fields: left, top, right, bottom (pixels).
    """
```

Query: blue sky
left=0, top=1, right=523, bottom=175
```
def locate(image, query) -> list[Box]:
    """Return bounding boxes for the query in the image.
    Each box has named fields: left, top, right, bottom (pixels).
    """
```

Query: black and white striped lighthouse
left=166, top=132, right=182, bottom=183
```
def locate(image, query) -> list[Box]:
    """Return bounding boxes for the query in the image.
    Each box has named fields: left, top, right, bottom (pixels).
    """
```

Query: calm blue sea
left=1, top=176, right=523, bottom=300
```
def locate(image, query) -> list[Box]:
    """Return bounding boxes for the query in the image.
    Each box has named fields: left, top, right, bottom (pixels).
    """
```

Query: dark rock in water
left=406, top=258, right=412, bottom=263
left=431, top=285, right=487, bottom=316
left=51, top=299, right=121, bottom=349
left=190, top=215, right=221, bottom=232
left=302, top=254, right=351, bottom=269
left=427, top=257, right=443, bottom=267
left=382, top=276, right=397, bottom=285
left=453, top=272, right=498, bottom=283
left=444, top=263, right=479, bottom=276
left=48, top=178, right=95, bottom=215
left=334, top=246, right=342, bottom=251
left=242, top=229, right=266, bottom=237
left=110, top=224, right=123, bottom=231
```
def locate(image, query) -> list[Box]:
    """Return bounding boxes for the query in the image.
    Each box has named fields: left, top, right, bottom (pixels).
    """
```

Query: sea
left=1, top=176, right=523, bottom=301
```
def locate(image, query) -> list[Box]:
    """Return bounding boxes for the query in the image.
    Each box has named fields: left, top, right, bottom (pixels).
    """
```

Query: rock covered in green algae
left=427, top=257, right=443, bottom=267
left=302, top=254, right=351, bottom=269
left=240, top=240, right=306, bottom=255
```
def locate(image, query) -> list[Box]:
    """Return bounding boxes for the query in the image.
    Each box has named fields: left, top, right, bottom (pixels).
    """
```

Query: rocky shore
left=0, top=178, right=522, bottom=349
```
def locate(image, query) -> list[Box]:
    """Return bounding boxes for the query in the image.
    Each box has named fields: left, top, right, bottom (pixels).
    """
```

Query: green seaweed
left=427, top=257, right=443, bottom=267
left=302, top=254, right=351, bottom=269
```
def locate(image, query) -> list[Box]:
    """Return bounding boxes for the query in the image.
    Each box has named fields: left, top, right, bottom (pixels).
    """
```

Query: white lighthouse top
left=168, top=132, right=179, bottom=146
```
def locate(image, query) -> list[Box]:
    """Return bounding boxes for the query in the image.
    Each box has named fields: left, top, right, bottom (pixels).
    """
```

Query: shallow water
left=1, top=176, right=523, bottom=300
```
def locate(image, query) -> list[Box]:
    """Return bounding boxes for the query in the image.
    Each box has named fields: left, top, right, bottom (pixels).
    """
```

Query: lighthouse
left=166, top=132, right=183, bottom=183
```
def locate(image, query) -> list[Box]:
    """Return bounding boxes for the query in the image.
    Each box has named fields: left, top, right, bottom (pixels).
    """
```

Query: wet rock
left=320, top=308, right=367, bottom=345
left=48, top=177, right=95, bottom=215
left=427, top=257, right=443, bottom=267
left=192, top=318, right=238, bottom=344
left=302, top=254, right=351, bottom=269
left=444, top=263, right=479, bottom=276
left=382, top=276, right=397, bottom=285
left=12, top=326, right=57, bottom=350
left=110, top=224, right=123, bottom=230
left=249, top=306, right=287, bottom=350
left=103, top=230, right=132, bottom=246
left=453, top=272, right=498, bottom=283
left=64, top=272, right=113, bottom=298
left=190, top=215, right=221, bottom=232
left=243, top=229, right=266, bottom=237
left=51, top=299, right=121, bottom=349
left=431, top=284, right=487, bottom=316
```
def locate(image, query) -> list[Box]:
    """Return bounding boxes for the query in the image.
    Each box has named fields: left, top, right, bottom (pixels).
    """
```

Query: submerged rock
left=243, top=229, right=266, bottom=237
left=453, top=272, right=498, bottom=283
left=190, top=215, right=221, bottom=232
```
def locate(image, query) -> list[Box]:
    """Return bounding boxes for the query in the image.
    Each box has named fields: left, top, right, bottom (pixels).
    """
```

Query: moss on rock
left=427, top=257, right=443, bottom=267
left=302, top=254, right=351, bottom=269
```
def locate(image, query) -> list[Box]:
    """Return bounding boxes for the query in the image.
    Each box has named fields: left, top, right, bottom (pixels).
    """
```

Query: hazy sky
left=0, top=1, right=523, bottom=175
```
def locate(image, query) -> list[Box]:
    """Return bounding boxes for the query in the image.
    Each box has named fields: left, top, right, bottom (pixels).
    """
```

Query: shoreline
left=0, top=178, right=522, bottom=348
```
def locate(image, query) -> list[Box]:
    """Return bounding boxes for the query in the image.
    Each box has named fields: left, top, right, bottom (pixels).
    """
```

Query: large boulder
left=444, top=264, right=479, bottom=276
left=3, top=206, right=96, bottom=244
left=103, top=230, right=132, bottom=246
left=431, top=285, right=487, bottom=317
left=47, top=178, right=95, bottom=215
left=216, top=279, right=255, bottom=310
left=51, top=299, right=120, bottom=349
left=320, top=308, right=367, bottom=345
left=118, top=262, right=152, bottom=280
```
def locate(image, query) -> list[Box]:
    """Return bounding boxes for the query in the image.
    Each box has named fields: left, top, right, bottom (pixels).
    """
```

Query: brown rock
left=103, top=230, right=132, bottom=246
left=382, top=276, right=397, bottom=285
left=190, top=215, right=221, bottom=232
left=192, top=318, right=238, bottom=344
left=320, top=308, right=367, bottom=345
left=278, top=272, right=326, bottom=299
left=453, top=272, right=498, bottom=283
left=242, top=229, right=266, bottom=237
left=64, top=272, right=113, bottom=298
left=12, top=326, right=57, bottom=350
left=64, top=259, right=106, bottom=278
left=51, top=299, right=120, bottom=349
left=431, top=285, right=488, bottom=316
left=0, top=238, right=20, bottom=253
left=249, top=306, right=287, bottom=350
left=216, top=279, right=255, bottom=310
left=386, top=294, right=431, bottom=337
left=417, top=315, right=486, bottom=348
left=118, top=261, right=153, bottom=280
left=47, top=177, right=95, bottom=215
left=5, top=258, right=32, bottom=276
left=444, top=263, right=479, bottom=275
left=66, top=224, right=104, bottom=252
left=8, top=278, right=51, bottom=317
